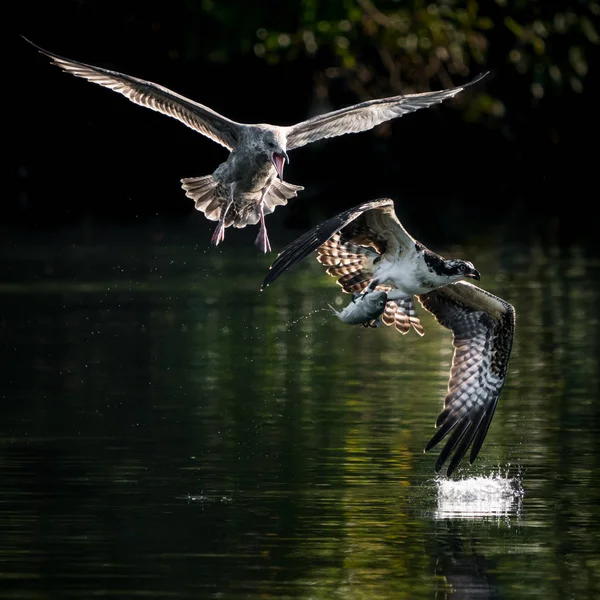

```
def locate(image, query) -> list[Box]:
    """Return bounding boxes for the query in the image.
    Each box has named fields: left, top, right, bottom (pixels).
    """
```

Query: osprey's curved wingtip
left=419, top=282, right=515, bottom=477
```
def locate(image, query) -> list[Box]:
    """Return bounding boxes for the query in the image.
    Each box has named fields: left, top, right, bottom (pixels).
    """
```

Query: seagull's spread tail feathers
left=181, top=175, right=223, bottom=221
left=181, top=176, right=303, bottom=228
left=262, top=180, right=304, bottom=217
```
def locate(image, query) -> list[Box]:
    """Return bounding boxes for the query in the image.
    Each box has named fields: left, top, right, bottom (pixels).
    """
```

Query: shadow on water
left=0, top=225, right=599, bottom=598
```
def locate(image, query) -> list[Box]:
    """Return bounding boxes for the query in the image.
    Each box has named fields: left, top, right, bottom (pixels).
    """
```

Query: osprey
left=26, top=38, right=488, bottom=252
left=262, top=198, right=516, bottom=476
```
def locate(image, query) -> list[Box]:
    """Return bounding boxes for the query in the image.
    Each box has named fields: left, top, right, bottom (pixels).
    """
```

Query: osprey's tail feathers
left=382, top=298, right=424, bottom=336
left=383, top=301, right=409, bottom=334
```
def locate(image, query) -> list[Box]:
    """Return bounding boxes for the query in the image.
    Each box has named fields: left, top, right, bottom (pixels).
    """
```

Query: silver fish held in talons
left=328, top=291, right=388, bottom=327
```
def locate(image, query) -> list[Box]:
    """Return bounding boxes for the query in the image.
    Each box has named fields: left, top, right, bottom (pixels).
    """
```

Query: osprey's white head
left=441, top=259, right=481, bottom=283
left=422, top=253, right=481, bottom=288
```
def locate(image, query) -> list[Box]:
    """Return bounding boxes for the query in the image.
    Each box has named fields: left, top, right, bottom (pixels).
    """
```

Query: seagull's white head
left=262, top=130, right=288, bottom=180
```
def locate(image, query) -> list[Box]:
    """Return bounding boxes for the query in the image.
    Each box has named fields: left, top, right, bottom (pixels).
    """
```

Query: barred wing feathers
left=418, top=281, right=516, bottom=476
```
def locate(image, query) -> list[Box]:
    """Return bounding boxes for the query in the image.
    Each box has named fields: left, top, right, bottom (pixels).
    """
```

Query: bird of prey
left=262, top=198, right=515, bottom=476
left=26, top=38, right=488, bottom=252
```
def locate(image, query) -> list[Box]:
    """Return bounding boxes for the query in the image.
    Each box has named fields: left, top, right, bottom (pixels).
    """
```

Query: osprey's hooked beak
left=271, top=151, right=288, bottom=180
left=466, top=268, right=481, bottom=281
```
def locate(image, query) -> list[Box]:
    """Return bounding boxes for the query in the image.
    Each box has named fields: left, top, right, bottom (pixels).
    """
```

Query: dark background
left=8, top=0, right=599, bottom=247
left=3, top=6, right=600, bottom=596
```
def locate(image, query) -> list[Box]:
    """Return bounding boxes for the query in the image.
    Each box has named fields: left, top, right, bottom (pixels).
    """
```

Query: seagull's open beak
left=272, top=151, right=288, bottom=180
left=466, top=268, right=481, bottom=281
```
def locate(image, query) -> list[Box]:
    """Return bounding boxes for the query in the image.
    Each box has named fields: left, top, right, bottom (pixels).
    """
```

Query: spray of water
left=178, top=493, right=233, bottom=505
left=434, top=467, right=524, bottom=521
left=284, top=307, right=331, bottom=329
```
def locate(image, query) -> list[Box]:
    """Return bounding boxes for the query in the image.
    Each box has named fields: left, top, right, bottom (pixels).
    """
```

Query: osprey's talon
left=371, top=317, right=382, bottom=328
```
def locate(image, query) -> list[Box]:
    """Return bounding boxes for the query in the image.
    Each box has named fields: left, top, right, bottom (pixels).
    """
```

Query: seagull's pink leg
left=254, top=188, right=271, bottom=253
left=254, top=206, right=272, bottom=253
left=210, top=220, right=226, bottom=246
left=211, top=190, right=234, bottom=246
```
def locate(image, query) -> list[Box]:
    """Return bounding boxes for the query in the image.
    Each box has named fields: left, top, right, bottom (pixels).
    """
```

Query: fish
left=328, top=290, right=388, bottom=327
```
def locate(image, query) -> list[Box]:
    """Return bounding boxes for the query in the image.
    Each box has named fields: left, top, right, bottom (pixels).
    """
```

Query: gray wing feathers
left=286, top=72, right=489, bottom=150
left=362, top=203, right=415, bottom=254
left=418, top=281, right=515, bottom=476
left=30, top=40, right=240, bottom=150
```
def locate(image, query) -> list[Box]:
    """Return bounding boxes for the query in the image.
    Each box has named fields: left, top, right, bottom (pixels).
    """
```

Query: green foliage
left=197, top=0, right=598, bottom=115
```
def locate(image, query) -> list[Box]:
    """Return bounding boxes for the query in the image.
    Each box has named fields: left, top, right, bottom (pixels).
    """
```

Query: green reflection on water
left=0, top=236, right=599, bottom=598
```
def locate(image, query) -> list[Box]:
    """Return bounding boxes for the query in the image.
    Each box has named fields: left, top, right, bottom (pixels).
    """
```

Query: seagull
left=26, top=38, right=488, bottom=252
left=262, top=198, right=516, bottom=476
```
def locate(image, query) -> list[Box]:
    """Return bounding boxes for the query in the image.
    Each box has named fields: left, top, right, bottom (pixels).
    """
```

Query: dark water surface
left=1, top=225, right=599, bottom=599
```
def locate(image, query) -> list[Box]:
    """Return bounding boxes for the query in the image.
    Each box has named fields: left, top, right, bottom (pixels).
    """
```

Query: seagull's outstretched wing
left=262, top=198, right=413, bottom=289
left=26, top=38, right=241, bottom=150
left=285, top=72, right=489, bottom=150
left=418, top=281, right=515, bottom=477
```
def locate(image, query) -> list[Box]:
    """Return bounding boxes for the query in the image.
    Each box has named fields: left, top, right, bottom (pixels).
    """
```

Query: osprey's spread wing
left=418, top=281, right=515, bottom=476
left=262, top=198, right=413, bottom=288
left=262, top=198, right=423, bottom=334
left=27, top=38, right=240, bottom=150
left=285, top=72, right=488, bottom=150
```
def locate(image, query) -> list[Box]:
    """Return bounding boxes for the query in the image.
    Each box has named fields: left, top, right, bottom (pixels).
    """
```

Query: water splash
left=178, top=493, right=233, bottom=505
left=284, top=307, right=331, bottom=329
left=434, top=468, right=524, bottom=521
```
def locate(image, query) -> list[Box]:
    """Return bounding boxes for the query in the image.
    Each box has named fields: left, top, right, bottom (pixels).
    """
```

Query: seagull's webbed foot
left=254, top=224, right=271, bottom=253
left=254, top=204, right=272, bottom=253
